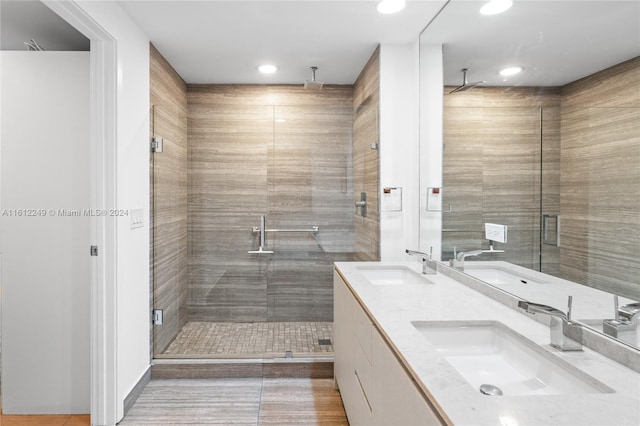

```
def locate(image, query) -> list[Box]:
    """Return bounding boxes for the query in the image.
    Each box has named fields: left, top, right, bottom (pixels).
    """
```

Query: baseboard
left=123, top=366, right=151, bottom=416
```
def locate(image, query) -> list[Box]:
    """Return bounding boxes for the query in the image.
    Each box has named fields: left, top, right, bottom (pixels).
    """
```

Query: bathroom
left=0, top=0, right=638, bottom=424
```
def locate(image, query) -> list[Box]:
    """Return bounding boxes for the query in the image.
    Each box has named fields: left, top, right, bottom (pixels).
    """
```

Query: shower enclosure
left=151, top=86, right=366, bottom=359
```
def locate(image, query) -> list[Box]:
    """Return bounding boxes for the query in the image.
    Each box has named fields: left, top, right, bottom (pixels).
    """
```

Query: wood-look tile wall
left=559, top=56, right=640, bottom=299
left=150, top=44, right=189, bottom=354
left=442, top=87, right=561, bottom=270
left=187, top=85, right=355, bottom=322
left=353, top=47, right=381, bottom=261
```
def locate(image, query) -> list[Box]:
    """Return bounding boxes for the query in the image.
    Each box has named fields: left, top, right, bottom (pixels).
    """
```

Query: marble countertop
left=335, top=261, right=640, bottom=426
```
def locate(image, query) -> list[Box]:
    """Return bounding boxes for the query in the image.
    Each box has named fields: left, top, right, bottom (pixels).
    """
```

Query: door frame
left=44, top=2, right=118, bottom=424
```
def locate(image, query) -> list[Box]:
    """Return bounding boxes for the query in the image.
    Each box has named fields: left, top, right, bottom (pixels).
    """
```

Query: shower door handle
left=542, top=214, right=560, bottom=247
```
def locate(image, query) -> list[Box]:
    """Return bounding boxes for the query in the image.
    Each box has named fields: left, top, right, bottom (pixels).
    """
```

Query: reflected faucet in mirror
left=449, top=243, right=505, bottom=271
left=518, top=296, right=582, bottom=352
left=603, top=296, right=640, bottom=347
left=405, top=248, right=437, bottom=275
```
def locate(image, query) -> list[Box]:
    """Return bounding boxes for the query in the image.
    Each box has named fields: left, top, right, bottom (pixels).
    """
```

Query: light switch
left=130, top=208, right=144, bottom=229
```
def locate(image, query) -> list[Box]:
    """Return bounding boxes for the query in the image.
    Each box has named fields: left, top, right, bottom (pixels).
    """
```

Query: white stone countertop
left=334, top=261, right=640, bottom=426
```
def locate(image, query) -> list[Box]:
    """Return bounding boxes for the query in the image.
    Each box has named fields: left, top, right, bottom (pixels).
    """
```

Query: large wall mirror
left=419, top=0, right=640, bottom=349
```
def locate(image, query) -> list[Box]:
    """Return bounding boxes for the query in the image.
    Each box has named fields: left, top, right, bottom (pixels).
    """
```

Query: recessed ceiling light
left=377, top=0, right=406, bottom=14
left=275, top=119, right=286, bottom=123
left=480, top=0, right=513, bottom=15
left=258, top=64, right=278, bottom=74
left=499, top=66, right=524, bottom=76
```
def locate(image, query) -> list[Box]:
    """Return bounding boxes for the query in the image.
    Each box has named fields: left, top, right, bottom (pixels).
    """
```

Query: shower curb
left=151, top=358, right=334, bottom=379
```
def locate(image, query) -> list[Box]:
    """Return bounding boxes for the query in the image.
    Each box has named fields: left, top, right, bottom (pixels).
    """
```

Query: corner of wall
left=378, top=43, right=421, bottom=261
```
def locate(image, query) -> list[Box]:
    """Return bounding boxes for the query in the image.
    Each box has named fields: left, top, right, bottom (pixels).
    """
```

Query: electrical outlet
left=485, top=223, right=507, bottom=243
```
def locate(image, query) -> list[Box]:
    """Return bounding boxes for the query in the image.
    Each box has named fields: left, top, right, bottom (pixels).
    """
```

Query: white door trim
left=43, top=2, right=118, bottom=424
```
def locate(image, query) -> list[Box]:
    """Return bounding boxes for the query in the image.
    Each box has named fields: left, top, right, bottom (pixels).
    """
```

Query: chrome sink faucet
left=449, top=241, right=506, bottom=271
left=518, top=296, right=583, bottom=351
left=405, top=248, right=437, bottom=275
left=603, top=296, right=640, bottom=346
left=449, top=249, right=483, bottom=271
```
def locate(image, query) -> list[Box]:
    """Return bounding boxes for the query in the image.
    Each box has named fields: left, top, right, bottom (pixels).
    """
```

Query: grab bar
left=251, top=226, right=319, bottom=234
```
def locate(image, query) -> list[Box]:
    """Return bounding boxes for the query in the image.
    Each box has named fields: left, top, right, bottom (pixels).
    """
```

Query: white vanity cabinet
left=334, top=271, right=443, bottom=426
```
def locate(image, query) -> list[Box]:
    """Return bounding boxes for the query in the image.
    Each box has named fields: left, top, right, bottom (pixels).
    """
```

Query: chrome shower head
left=304, top=66, right=324, bottom=92
left=449, top=68, right=485, bottom=94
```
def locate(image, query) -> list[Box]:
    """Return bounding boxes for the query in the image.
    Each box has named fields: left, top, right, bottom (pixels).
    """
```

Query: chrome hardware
left=153, top=309, right=163, bottom=325
left=251, top=226, right=319, bottom=234
left=449, top=249, right=482, bottom=271
left=603, top=295, right=639, bottom=346
left=542, top=214, right=561, bottom=247
left=248, top=215, right=274, bottom=254
left=355, top=192, right=367, bottom=217
left=405, top=249, right=437, bottom=275
left=518, top=296, right=582, bottom=351
left=151, top=137, right=163, bottom=153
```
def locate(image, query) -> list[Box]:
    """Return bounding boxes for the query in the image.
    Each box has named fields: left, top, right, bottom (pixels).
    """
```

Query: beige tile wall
left=353, top=47, right=381, bottom=261
left=559, top=57, right=640, bottom=299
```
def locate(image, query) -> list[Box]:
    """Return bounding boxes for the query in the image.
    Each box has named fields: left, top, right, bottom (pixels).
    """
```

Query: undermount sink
left=357, top=266, right=434, bottom=286
left=411, top=320, right=613, bottom=396
left=463, top=265, right=545, bottom=286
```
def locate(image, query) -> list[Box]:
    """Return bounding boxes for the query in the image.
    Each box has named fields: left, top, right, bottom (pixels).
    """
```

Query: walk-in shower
left=151, top=84, right=370, bottom=360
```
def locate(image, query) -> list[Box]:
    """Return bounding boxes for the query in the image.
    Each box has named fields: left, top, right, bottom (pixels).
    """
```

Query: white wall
left=1, top=51, right=90, bottom=413
left=379, top=43, right=421, bottom=261
left=70, top=1, right=151, bottom=421
left=418, top=44, right=444, bottom=259
left=46, top=1, right=151, bottom=421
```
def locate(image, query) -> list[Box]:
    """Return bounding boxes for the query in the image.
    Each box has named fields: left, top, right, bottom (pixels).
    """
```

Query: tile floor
left=159, top=322, right=334, bottom=358
left=119, top=377, right=348, bottom=425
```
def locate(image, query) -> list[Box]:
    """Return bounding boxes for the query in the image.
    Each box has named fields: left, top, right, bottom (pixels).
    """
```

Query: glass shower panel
left=152, top=105, right=188, bottom=356
left=187, top=104, right=272, bottom=323
left=442, top=107, right=543, bottom=270
left=185, top=104, right=355, bottom=324
left=547, top=106, right=640, bottom=299
left=267, top=105, right=354, bottom=321
left=540, top=106, right=561, bottom=276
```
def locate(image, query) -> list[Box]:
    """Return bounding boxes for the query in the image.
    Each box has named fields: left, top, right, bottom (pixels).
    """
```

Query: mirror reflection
left=420, top=0, right=640, bottom=348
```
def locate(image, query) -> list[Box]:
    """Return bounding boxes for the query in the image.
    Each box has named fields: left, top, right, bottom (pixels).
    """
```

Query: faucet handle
left=566, top=295, right=573, bottom=323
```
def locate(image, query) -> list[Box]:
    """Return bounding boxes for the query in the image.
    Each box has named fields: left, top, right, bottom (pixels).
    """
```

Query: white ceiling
left=117, top=0, right=448, bottom=84
left=2, top=1, right=638, bottom=87
left=427, top=1, right=640, bottom=87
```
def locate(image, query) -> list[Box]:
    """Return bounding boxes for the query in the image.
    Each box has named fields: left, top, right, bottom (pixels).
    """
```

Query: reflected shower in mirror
left=419, top=0, right=640, bottom=349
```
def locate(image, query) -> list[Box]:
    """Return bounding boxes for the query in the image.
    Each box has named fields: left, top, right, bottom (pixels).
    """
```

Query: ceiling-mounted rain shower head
left=304, top=66, right=324, bottom=92
left=449, top=68, right=485, bottom=94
